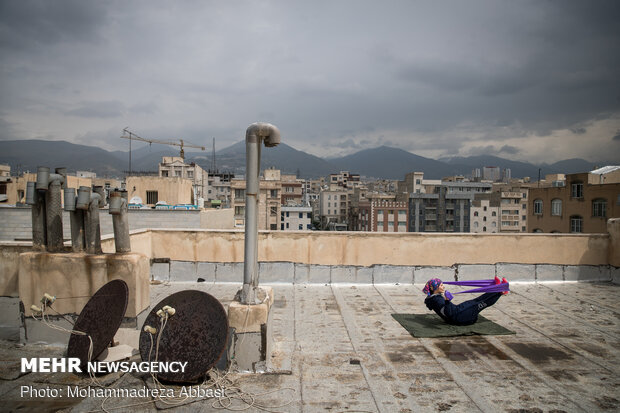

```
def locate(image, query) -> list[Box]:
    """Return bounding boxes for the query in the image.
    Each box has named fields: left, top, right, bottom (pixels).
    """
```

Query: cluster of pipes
left=25, top=166, right=131, bottom=254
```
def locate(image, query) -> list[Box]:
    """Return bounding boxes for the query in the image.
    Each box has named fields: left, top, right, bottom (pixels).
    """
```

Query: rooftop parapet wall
left=138, top=228, right=612, bottom=267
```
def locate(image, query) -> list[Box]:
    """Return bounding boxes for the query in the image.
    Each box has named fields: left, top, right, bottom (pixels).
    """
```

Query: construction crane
left=121, top=128, right=206, bottom=174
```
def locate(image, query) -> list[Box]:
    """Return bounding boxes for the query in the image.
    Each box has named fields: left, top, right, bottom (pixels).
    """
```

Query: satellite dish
left=139, top=290, right=228, bottom=383
left=67, top=279, right=129, bottom=368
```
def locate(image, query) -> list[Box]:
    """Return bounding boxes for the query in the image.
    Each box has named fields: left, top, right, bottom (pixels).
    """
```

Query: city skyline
left=1, top=1, right=619, bottom=163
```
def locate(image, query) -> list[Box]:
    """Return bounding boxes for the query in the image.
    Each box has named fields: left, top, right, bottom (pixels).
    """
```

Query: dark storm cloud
left=0, top=0, right=106, bottom=51
left=613, top=130, right=620, bottom=141
left=468, top=145, right=522, bottom=157
left=0, top=0, right=619, bottom=163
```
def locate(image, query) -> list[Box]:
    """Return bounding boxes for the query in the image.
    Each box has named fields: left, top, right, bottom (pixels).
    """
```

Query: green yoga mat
left=392, top=314, right=516, bottom=338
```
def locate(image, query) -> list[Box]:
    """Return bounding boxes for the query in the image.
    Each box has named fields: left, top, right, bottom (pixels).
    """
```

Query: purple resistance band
left=443, top=279, right=509, bottom=294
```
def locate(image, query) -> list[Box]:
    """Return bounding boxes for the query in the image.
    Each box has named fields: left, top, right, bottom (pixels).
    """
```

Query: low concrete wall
left=0, top=243, right=34, bottom=297
left=151, top=260, right=618, bottom=284
left=0, top=207, right=234, bottom=242
left=148, top=229, right=611, bottom=267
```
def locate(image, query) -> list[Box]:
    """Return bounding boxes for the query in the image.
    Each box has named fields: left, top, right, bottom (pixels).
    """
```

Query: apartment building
left=319, top=189, right=349, bottom=228
left=281, top=205, right=313, bottom=231
left=127, top=176, right=192, bottom=206
left=409, top=182, right=492, bottom=232
left=281, top=174, right=304, bottom=206
left=329, top=171, right=361, bottom=189
left=361, top=200, right=409, bottom=232
left=470, top=198, right=500, bottom=233
left=528, top=167, right=620, bottom=233
left=206, top=172, right=234, bottom=207
left=230, top=172, right=282, bottom=230
left=159, top=156, right=208, bottom=201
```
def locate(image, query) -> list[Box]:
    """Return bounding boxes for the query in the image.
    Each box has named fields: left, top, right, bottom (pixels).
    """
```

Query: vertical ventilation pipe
left=64, top=187, right=85, bottom=252
left=76, top=186, right=102, bottom=254
left=33, top=166, right=66, bottom=252
left=26, top=181, right=46, bottom=250
left=242, top=122, right=280, bottom=305
left=109, top=189, right=131, bottom=253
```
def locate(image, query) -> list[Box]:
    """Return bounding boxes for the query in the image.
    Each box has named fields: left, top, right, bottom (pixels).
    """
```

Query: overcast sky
left=1, top=0, right=619, bottom=163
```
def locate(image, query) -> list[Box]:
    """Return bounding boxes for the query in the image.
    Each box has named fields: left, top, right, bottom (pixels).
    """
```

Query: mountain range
left=0, top=139, right=608, bottom=180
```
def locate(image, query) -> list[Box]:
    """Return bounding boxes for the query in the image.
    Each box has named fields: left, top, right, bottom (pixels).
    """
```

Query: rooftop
left=1, top=280, right=618, bottom=412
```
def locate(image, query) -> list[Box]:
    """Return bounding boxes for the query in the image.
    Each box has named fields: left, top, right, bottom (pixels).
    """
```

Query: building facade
left=409, top=182, right=492, bottom=232
left=528, top=169, right=620, bottom=233
left=470, top=199, right=499, bottom=233
left=159, top=157, right=208, bottom=202
left=281, top=205, right=313, bottom=231
left=230, top=174, right=281, bottom=230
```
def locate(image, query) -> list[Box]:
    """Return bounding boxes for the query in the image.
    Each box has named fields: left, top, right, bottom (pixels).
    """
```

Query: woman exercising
left=423, top=277, right=507, bottom=326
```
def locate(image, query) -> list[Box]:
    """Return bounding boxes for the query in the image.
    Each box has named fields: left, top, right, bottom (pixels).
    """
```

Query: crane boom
left=121, top=128, right=205, bottom=160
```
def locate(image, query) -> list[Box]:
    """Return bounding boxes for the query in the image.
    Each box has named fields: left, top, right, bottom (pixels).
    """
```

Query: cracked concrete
left=0, top=281, right=618, bottom=412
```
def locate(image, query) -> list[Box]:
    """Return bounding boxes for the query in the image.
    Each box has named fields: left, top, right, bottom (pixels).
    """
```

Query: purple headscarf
left=422, top=278, right=442, bottom=296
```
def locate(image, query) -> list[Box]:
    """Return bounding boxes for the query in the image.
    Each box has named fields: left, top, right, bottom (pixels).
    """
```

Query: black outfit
left=424, top=292, right=502, bottom=326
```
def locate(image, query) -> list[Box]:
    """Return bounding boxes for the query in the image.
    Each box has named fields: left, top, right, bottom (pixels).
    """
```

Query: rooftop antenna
left=211, top=137, right=216, bottom=172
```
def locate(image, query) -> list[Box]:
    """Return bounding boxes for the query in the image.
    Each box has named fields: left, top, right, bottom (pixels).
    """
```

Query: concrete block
left=456, top=264, right=495, bottom=281
left=535, top=264, right=563, bottom=282
left=196, top=262, right=216, bottom=282
left=307, top=265, right=331, bottom=284
left=170, top=261, right=197, bottom=282
left=216, top=262, right=243, bottom=283
left=564, top=265, right=610, bottom=282
left=151, top=262, right=170, bottom=281
left=611, top=266, right=620, bottom=285
left=496, top=263, right=535, bottom=282
left=331, top=266, right=356, bottom=284
left=293, top=264, right=310, bottom=284
left=414, top=266, right=456, bottom=284
left=259, top=262, right=294, bottom=283
left=24, top=316, right=72, bottom=346
left=373, top=265, right=413, bottom=284
left=355, top=266, right=373, bottom=284
left=0, top=297, right=21, bottom=341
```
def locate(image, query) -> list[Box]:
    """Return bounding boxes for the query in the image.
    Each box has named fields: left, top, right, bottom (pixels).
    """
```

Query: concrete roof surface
left=0, top=281, right=618, bottom=412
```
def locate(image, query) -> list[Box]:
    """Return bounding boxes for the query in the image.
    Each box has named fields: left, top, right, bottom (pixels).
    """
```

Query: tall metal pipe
left=35, top=166, right=66, bottom=252
left=65, top=187, right=85, bottom=252
left=109, top=189, right=131, bottom=253
left=26, top=181, right=46, bottom=250
left=242, top=122, right=280, bottom=304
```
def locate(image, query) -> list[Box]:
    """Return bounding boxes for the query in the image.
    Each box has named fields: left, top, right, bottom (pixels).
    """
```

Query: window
left=570, top=215, right=583, bottom=233
left=175, top=171, right=182, bottom=177
left=286, top=222, right=289, bottom=229
left=235, top=189, right=245, bottom=198
left=270, top=190, right=278, bottom=198
left=187, top=171, right=193, bottom=178
left=483, top=206, right=487, bottom=211
left=533, top=229, right=543, bottom=233
left=474, top=211, right=479, bottom=217
left=299, top=224, right=303, bottom=230
left=299, top=213, right=303, bottom=218
left=592, top=199, right=607, bottom=217
left=551, top=199, right=562, bottom=216
left=270, top=224, right=277, bottom=230
left=474, top=222, right=479, bottom=228
left=533, top=199, right=543, bottom=215
left=571, top=182, right=583, bottom=198
left=270, top=206, right=278, bottom=216
left=162, top=171, right=168, bottom=177
left=146, top=191, right=158, bottom=204
left=235, top=206, right=245, bottom=216
left=483, top=216, right=487, bottom=222
left=0, top=184, right=6, bottom=195
left=492, top=211, right=496, bottom=216
left=483, top=226, right=487, bottom=232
